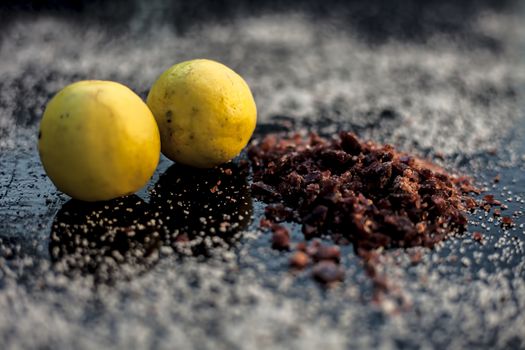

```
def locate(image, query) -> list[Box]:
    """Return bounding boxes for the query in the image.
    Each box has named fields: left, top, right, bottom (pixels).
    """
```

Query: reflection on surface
left=49, top=162, right=252, bottom=281
left=49, top=196, right=161, bottom=282
left=149, top=162, right=252, bottom=257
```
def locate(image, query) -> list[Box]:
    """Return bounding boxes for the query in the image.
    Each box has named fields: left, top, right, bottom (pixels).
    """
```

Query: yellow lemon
left=146, top=59, right=257, bottom=168
left=38, top=80, right=161, bottom=202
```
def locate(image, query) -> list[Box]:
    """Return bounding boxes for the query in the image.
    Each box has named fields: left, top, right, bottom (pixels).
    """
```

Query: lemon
left=146, top=59, right=257, bottom=168
left=38, top=80, right=161, bottom=202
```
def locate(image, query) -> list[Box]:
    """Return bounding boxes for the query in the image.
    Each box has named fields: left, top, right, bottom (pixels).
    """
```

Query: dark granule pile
left=248, top=131, right=480, bottom=255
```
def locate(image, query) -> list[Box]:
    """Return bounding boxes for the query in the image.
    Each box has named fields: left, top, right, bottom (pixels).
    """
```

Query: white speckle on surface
left=0, top=5, right=525, bottom=350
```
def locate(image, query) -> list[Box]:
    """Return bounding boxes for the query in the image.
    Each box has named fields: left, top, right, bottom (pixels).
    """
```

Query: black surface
left=0, top=1, right=524, bottom=349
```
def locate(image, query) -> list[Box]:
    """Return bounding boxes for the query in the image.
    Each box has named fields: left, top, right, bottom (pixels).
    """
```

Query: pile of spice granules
left=248, top=131, right=482, bottom=285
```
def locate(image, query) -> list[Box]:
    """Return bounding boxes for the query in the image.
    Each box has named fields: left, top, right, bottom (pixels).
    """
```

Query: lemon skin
left=146, top=59, right=257, bottom=168
left=38, top=80, right=161, bottom=202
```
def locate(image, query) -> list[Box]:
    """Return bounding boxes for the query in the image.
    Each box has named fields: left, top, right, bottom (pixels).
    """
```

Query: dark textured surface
left=0, top=2, right=524, bottom=349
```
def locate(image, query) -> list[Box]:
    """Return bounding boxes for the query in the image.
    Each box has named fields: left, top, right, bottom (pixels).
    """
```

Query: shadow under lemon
left=49, top=162, right=252, bottom=282
left=149, top=162, right=252, bottom=257
left=49, top=195, right=161, bottom=283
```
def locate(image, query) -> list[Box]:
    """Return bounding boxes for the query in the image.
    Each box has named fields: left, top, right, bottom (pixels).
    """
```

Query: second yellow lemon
left=146, top=59, right=257, bottom=168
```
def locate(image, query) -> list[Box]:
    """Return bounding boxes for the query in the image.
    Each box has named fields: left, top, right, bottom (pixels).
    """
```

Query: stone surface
left=0, top=2, right=524, bottom=349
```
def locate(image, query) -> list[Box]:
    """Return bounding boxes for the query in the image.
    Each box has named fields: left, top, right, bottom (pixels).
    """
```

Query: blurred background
left=1, top=0, right=521, bottom=41
left=0, top=0, right=523, bottom=154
